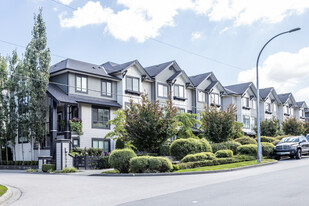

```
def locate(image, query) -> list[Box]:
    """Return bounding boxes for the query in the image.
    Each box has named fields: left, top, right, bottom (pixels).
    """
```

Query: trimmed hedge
left=108, top=149, right=137, bottom=173
left=177, top=155, right=256, bottom=169
left=181, top=152, right=216, bottom=163
left=211, top=141, right=241, bottom=154
left=98, top=156, right=110, bottom=169
left=272, top=139, right=280, bottom=145
left=235, top=136, right=257, bottom=145
left=237, top=144, right=258, bottom=156
left=42, top=164, right=56, bottom=172
left=275, top=135, right=290, bottom=140
left=261, top=142, right=275, bottom=157
left=130, top=156, right=173, bottom=173
left=260, top=136, right=277, bottom=143
left=215, top=150, right=233, bottom=158
left=170, top=138, right=212, bottom=160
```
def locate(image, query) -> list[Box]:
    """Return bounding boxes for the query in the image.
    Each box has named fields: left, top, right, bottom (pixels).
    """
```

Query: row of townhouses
left=13, top=58, right=308, bottom=161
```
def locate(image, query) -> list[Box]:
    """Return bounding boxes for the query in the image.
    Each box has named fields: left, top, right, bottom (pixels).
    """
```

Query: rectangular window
left=92, top=139, right=110, bottom=152
left=126, top=76, right=139, bottom=92
left=72, top=138, right=80, bottom=147
left=174, top=85, right=184, bottom=98
left=198, top=91, right=206, bottom=102
left=273, top=104, right=276, bottom=112
left=102, top=80, right=112, bottom=97
left=265, top=103, right=271, bottom=112
left=177, top=108, right=185, bottom=114
left=210, top=93, right=220, bottom=105
left=76, top=75, right=87, bottom=93
left=243, top=97, right=250, bottom=108
left=92, top=107, right=110, bottom=129
left=250, top=117, right=256, bottom=130
left=252, top=100, right=256, bottom=109
left=158, top=83, right=168, bottom=98
left=286, top=106, right=290, bottom=114
left=243, top=115, right=250, bottom=129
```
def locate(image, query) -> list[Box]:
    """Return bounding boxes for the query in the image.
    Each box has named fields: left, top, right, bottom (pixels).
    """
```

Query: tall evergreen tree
left=24, top=8, right=51, bottom=156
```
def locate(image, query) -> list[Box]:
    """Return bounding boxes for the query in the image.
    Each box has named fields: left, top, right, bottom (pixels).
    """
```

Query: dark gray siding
left=50, top=73, right=69, bottom=95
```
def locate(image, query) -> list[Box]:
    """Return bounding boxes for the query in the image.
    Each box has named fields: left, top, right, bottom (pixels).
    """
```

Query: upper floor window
left=285, top=106, right=290, bottom=114
left=210, top=93, right=220, bottom=105
left=92, top=107, right=110, bottom=129
left=273, top=103, right=277, bottom=112
left=158, top=83, right=168, bottom=98
left=265, top=102, right=271, bottom=112
left=243, top=97, right=250, bottom=108
left=76, top=75, right=87, bottom=93
left=174, top=85, right=184, bottom=98
left=198, top=91, right=206, bottom=102
left=102, top=80, right=112, bottom=97
left=252, top=100, right=256, bottom=109
left=126, top=76, right=139, bottom=92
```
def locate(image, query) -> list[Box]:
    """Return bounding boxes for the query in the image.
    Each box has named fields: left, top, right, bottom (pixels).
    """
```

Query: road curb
left=91, top=161, right=278, bottom=177
left=0, top=185, right=13, bottom=204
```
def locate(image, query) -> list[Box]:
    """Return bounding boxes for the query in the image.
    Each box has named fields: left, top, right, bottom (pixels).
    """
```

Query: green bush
left=115, top=140, right=125, bottom=149
left=215, top=150, right=233, bottom=158
left=159, top=144, right=170, bottom=156
left=272, top=139, right=280, bottom=145
left=31, top=161, right=38, bottom=165
left=98, top=156, right=110, bottom=169
left=211, top=141, right=241, bottom=154
left=177, top=155, right=256, bottom=169
left=170, top=138, right=212, bottom=160
left=260, top=136, right=277, bottom=143
left=181, top=152, right=216, bottom=163
left=108, top=149, right=136, bottom=173
left=282, top=117, right=304, bottom=135
left=275, top=135, right=289, bottom=140
left=235, top=136, right=257, bottom=145
left=62, top=167, right=77, bottom=173
left=259, top=118, right=280, bottom=137
left=129, top=156, right=172, bottom=173
left=261, top=142, right=274, bottom=157
left=237, top=144, right=258, bottom=156
left=42, top=164, right=56, bottom=172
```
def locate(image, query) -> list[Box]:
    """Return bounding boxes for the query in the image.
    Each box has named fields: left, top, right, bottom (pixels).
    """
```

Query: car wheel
left=275, top=156, right=280, bottom=160
left=296, top=149, right=302, bottom=159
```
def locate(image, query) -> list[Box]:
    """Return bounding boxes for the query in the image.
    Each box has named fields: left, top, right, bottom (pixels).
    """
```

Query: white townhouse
left=259, top=87, right=281, bottom=121
left=223, top=82, right=259, bottom=135
left=295, top=101, right=308, bottom=122
left=277, top=93, right=298, bottom=124
left=189, top=72, right=226, bottom=114
left=144, top=61, right=194, bottom=113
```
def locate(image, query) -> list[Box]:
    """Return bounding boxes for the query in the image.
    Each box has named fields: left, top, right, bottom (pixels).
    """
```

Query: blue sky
left=1, top=0, right=309, bottom=102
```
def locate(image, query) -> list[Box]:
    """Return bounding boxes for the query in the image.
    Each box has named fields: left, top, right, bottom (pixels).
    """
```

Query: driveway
left=1, top=157, right=309, bottom=206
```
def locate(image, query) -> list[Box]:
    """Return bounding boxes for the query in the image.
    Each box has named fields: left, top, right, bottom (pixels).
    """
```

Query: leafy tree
left=0, top=55, right=8, bottom=163
left=259, top=118, right=280, bottom=137
left=25, top=8, right=51, bottom=155
left=230, top=121, right=244, bottom=139
left=200, top=104, right=236, bottom=143
left=124, top=94, right=178, bottom=153
left=176, top=112, right=201, bottom=139
left=304, top=122, right=309, bottom=135
left=282, top=117, right=304, bottom=135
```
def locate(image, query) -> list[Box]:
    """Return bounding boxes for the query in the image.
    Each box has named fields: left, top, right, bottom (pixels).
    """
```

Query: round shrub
left=235, top=136, right=257, bottom=145
left=170, top=138, right=212, bottom=160
left=215, top=150, right=233, bottom=158
left=237, top=144, right=258, bottom=156
left=211, top=141, right=241, bottom=154
left=42, top=164, right=56, bottom=173
left=109, top=149, right=137, bottom=173
left=129, top=156, right=172, bottom=173
left=115, top=139, right=125, bottom=149
left=260, top=136, right=276, bottom=143
left=181, top=152, right=216, bottom=163
left=261, top=142, right=275, bottom=157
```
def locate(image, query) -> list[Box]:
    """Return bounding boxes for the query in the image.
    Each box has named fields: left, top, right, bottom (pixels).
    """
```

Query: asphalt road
left=1, top=157, right=309, bottom=206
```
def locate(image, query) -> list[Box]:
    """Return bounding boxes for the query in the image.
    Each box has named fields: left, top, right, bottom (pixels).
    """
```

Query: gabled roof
left=47, top=84, right=121, bottom=108
left=278, top=93, right=298, bottom=107
left=49, top=58, right=119, bottom=80
left=259, top=87, right=281, bottom=104
left=205, top=81, right=218, bottom=91
left=297, top=101, right=308, bottom=109
left=144, top=61, right=175, bottom=77
left=189, top=72, right=212, bottom=87
left=167, top=71, right=182, bottom=82
left=224, top=82, right=254, bottom=96
left=101, top=60, right=146, bottom=75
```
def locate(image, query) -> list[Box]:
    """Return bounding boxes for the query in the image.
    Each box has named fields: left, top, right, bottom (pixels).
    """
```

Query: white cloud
left=220, top=27, right=229, bottom=34
left=191, top=32, right=202, bottom=41
left=238, top=47, right=309, bottom=103
left=58, top=0, right=73, bottom=5
left=58, top=0, right=309, bottom=42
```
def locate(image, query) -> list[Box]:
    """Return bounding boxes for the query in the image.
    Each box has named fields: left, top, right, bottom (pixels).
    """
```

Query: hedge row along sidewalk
left=0, top=185, right=7, bottom=197
left=94, top=159, right=277, bottom=176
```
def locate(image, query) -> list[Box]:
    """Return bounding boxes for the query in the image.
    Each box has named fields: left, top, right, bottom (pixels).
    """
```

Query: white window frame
left=243, top=115, right=250, bottom=129
left=174, top=84, right=184, bottom=98
left=198, top=90, right=206, bottom=103
left=76, top=75, right=87, bottom=93
left=101, top=80, right=112, bottom=97
left=126, top=76, right=140, bottom=92
left=158, top=83, right=168, bottom=98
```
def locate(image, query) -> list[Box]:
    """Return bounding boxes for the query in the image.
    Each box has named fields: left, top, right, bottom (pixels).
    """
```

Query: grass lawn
left=175, top=159, right=275, bottom=173
left=0, top=185, right=8, bottom=197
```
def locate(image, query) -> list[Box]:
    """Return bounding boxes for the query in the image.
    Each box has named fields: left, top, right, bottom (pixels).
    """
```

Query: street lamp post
left=256, top=28, right=300, bottom=163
